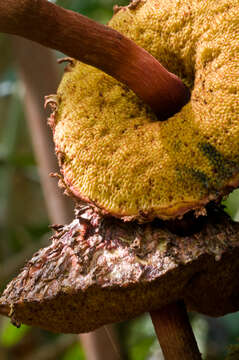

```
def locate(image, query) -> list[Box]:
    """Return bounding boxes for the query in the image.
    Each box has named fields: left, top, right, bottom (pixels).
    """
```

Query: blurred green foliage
left=0, top=320, right=30, bottom=348
left=56, top=0, right=128, bottom=23
left=0, top=0, right=239, bottom=359
left=223, top=189, right=239, bottom=222
left=126, top=315, right=156, bottom=360
left=62, top=343, right=85, bottom=360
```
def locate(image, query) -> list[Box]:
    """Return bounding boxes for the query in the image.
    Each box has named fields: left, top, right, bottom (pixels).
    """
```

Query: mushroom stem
left=0, top=0, right=189, bottom=119
left=150, top=301, right=201, bottom=360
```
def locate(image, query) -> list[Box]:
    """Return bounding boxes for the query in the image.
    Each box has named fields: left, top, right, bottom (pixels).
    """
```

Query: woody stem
left=0, top=0, right=189, bottom=119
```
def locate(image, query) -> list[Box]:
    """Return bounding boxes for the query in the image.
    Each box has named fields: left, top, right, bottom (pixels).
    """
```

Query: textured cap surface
left=52, top=0, right=239, bottom=221
left=1, top=206, right=239, bottom=333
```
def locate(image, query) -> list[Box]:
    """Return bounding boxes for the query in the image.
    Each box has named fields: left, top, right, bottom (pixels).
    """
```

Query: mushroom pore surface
left=53, top=0, right=239, bottom=222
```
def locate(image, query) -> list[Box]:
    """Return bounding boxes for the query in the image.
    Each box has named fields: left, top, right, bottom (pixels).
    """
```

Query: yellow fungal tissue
left=53, top=0, right=239, bottom=221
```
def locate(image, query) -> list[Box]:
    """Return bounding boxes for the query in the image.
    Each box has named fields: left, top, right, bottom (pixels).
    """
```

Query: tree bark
left=0, top=0, right=189, bottom=119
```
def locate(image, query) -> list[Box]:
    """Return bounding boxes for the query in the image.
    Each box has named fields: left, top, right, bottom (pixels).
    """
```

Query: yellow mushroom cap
left=53, top=0, right=239, bottom=221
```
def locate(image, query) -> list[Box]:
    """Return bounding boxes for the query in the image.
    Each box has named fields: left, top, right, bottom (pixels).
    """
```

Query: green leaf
left=0, top=319, right=30, bottom=347
left=222, top=189, right=239, bottom=222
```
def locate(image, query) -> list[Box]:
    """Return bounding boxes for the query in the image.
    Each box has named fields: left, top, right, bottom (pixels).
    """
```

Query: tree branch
left=0, top=0, right=189, bottom=119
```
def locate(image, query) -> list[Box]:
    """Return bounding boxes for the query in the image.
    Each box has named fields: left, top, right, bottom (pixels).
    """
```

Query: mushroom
left=52, top=0, right=239, bottom=222
left=1, top=204, right=239, bottom=359
left=0, top=0, right=238, bottom=359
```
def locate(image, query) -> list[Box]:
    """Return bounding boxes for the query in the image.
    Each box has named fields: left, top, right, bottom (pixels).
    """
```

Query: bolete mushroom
left=0, top=0, right=239, bottom=359
left=51, top=0, right=239, bottom=222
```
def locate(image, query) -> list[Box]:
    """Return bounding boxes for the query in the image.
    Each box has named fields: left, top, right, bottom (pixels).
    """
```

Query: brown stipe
left=150, top=301, right=201, bottom=359
left=0, top=0, right=189, bottom=119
